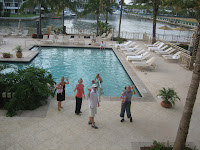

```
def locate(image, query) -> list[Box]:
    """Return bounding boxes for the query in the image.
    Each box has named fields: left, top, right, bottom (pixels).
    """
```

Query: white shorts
left=89, top=107, right=97, bottom=117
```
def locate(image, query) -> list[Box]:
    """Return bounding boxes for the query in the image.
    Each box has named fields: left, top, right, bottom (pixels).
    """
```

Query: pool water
left=7, top=47, right=141, bottom=97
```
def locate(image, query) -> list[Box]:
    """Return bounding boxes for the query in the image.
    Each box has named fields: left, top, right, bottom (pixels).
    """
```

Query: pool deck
left=0, top=36, right=200, bottom=150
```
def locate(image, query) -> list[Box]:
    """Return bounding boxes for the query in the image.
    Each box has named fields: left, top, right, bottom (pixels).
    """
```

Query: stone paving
left=0, top=36, right=200, bottom=150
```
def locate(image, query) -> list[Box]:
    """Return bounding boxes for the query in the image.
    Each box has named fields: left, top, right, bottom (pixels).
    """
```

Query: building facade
left=1, top=0, right=25, bottom=14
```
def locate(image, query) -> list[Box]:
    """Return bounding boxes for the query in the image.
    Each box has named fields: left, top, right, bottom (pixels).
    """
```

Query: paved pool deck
left=0, top=37, right=200, bottom=150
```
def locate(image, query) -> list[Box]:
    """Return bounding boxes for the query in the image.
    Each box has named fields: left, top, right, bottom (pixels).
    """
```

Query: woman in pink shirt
left=74, top=78, right=85, bottom=115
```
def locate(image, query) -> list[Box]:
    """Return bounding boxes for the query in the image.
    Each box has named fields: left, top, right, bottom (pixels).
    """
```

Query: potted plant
left=158, top=88, right=180, bottom=108
left=2, top=52, right=12, bottom=58
left=14, top=45, right=23, bottom=58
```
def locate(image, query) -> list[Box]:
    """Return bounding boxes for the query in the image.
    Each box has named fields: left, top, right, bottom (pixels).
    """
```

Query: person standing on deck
left=88, top=84, right=100, bottom=129
left=120, top=85, right=135, bottom=122
left=56, top=77, right=69, bottom=111
left=74, top=78, right=85, bottom=115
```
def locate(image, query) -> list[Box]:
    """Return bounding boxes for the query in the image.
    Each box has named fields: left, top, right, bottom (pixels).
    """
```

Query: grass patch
left=9, top=14, right=39, bottom=18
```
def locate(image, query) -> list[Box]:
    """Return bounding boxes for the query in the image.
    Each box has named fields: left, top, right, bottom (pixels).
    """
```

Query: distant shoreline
left=0, top=16, right=40, bottom=21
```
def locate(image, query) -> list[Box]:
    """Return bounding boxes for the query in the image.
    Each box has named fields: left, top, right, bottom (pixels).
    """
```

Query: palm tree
left=118, top=0, right=124, bottom=38
left=169, top=0, right=200, bottom=149
left=20, top=0, right=43, bottom=35
left=133, top=0, right=160, bottom=43
left=152, top=0, right=159, bottom=43
left=47, top=0, right=78, bottom=34
left=82, top=0, right=101, bottom=35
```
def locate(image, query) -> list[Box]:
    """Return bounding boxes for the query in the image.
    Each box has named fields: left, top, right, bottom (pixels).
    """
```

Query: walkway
left=0, top=37, right=200, bottom=150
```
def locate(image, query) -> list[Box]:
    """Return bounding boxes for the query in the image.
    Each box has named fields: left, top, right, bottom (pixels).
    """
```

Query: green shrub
left=0, top=66, right=55, bottom=117
left=150, top=141, right=198, bottom=150
left=113, top=37, right=127, bottom=44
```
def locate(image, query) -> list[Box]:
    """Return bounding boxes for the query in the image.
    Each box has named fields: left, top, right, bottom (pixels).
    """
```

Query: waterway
left=0, top=14, right=193, bottom=37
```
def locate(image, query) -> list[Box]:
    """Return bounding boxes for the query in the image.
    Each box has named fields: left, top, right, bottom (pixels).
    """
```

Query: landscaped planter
left=16, top=51, right=22, bottom=58
left=161, top=101, right=172, bottom=108
left=2, top=53, right=12, bottom=58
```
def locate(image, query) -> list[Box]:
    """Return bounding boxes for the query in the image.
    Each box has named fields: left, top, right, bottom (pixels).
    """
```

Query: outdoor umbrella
left=158, top=25, right=173, bottom=34
left=190, top=28, right=196, bottom=32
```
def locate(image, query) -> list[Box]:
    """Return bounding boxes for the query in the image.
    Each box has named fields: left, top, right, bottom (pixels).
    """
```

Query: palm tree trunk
left=97, top=11, right=99, bottom=36
left=173, top=22, right=200, bottom=150
left=39, top=1, right=41, bottom=35
left=118, top=0, right=123, bottom=38
left=189, top=22, right=200, bottom=70
left=62, top=8, right=65, bottom=34
left=17, top=0, right=20, bottom=15
left=105, top=11, right=108, bottom=24
left=152, top=0, right=158, bottom=44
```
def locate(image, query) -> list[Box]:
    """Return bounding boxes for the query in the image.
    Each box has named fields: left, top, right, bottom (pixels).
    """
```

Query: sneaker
left=88, top=122, right=95, bottom=125
left=130, top=117, right=132, bottom=122
left=91, top=125, right=98, bottom=129
left=121, top=119, right=124, bottom=122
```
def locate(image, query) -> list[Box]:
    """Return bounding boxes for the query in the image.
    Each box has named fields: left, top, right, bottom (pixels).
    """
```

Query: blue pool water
left=5, top=47, right=141, bottom=97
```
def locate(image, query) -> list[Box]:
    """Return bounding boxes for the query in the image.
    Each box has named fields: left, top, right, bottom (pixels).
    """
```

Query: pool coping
left=1, top=44, right=155, bottom=102
left=38, top=44, right=155, bottom=102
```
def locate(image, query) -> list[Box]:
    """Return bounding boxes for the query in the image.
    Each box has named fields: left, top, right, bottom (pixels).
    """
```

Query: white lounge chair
left=78, top=36, right=85, bottom=45
left=21, top=30, right=28, bottom=37
left=127, top=52, right=150, bottom=61
left=0, top=29, right=10, bottom=36
left=101, top=33, right=106, bottom=38
left=121, top=45, right=139, bottom=51
left=56, top=35, right=64, bottom=44
left=156, top=47, right=175, bottom=55
left=63, top=35, right=71, bottom=44
left=147, top=41, right=161, bottom=47
left=132, top=57, right=157, bottom=68
left=115, top=41, right=132, bottom=48
left=148, top=42, right=165, bottom=51
left=102, top=33, right=112, bottom=41
left=151, top=45, right=168, bottom=52
left=124, top=49, right=145, bottom=56
left=162, top=51, right=181, bottom=61
left=41, top=35, right=54, bottom=43
left=11, top=29, right=20, bottom=36
left=0, top=36, right=7, bottom=44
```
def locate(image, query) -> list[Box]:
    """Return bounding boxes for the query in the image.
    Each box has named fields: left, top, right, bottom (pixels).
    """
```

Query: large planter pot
left=3, top=54, right=11, bottom=58
left=161, top=101, right=172, bottom=108
left=16, top=52, right=22, bottom=58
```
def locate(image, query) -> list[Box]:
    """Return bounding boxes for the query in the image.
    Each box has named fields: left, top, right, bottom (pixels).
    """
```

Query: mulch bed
left=140, top=147, right=151, bottom=150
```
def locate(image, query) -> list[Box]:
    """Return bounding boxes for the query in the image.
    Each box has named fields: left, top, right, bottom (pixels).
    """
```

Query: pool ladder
left=98, top=81, right=102, bottom=102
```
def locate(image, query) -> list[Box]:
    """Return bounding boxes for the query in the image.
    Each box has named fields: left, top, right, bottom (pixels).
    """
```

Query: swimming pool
left=5, top=47, right=141, bottom=97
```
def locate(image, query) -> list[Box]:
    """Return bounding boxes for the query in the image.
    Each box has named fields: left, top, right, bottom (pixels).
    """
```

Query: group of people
left=56, top=74, right=135, bottom=129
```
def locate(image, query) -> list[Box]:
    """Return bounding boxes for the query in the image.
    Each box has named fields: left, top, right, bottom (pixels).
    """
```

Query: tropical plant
left=2, top=66, right=55, bottom=117
left=118, top=0, right=124, bottom=38
left=47, top=0, right=79, bottom=34
left=159, top=0, right=200, bottom=149
left=1, top=52, right=12, bottom=58
left=148, top=141, right=198, bottom=150
left=82, top=0, right=101, bottom=35
left=158, top=88, right=180, bottom=105
left=14, top=45, right=22, bottom=52
left=20, top=0, right=48, bottom=35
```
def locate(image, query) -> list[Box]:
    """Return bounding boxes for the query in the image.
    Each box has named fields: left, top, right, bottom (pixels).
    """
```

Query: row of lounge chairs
left=117, top=40, right=182, bottom=69
left=0, top=29, right=28, bottom=37
left=41, top=35, right=86, bottom=45
left=117, top=41, right=157, bottom=69
left=148, top=41, right=181, bottom=61
left=40, top=32, right=113, bottom=45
